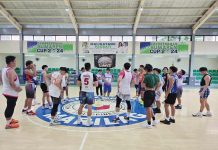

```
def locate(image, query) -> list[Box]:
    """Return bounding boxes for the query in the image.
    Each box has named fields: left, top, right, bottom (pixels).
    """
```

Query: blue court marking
left=36, top=96, right=147, bottom=128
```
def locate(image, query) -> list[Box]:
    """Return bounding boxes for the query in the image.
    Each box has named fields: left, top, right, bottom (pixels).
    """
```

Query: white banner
left=81, top=42, right=129, bottom=54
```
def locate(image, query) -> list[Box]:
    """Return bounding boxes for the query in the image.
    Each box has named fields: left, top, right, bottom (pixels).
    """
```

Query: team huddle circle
left=36, top=96, right=146, bottom=127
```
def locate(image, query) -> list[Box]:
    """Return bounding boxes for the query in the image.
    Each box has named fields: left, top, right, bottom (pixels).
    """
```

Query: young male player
left=138, top=65, right=145, bottom=97
left=141, top=64, right=160, bottom=129
left=153, top=68, right=164, bottom=113
left=96, top=69, right=103, bottom=96
left=40, top=65, right=52, bottom=109
left=22, top=60, right=37, bottom=115
left=49, top=67, right=67, bottom=126
left=175, top=69, right=186, bottom=109
left=2, top=56, right=22, bottom=129
left=103, top=68, right=113, bottom=97
left=161, top=66, right=178, bottom=125
left=113, top=63, right=134, bottom=122
left=193, top=67, right=212, bottom=117
left=132, top=68, right=139, bottom=96
left=77, top=63, right=98, bottom=126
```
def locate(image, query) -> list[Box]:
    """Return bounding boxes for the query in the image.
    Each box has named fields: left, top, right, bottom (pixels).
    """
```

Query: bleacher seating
left=193, top=69, right=218, bottom=84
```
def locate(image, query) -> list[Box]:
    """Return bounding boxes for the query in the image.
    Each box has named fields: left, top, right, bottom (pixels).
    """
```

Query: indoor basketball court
left=0, top=0, right=218, bottom=150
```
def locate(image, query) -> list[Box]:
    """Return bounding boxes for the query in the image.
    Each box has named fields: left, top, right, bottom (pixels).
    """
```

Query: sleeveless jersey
left=200, top=74, right=212, bottom=86
left=40, top=70, right=45, bottom=83
left=2, top=67, right=20, bottom=97
left=119, top=70, right=132, bottom=95
left=167, top=73, right=178, bottom=94
left=25, top=68, right=34, bottom=83
left=79, top=71, right=97, bottom=92
left=104, top=73, right=113, bottom=84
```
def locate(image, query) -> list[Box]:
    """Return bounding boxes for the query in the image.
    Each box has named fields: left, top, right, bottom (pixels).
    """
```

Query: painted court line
left=26, top=115, right=144, bottom=133
left=79, top=132, right=88, bottom=150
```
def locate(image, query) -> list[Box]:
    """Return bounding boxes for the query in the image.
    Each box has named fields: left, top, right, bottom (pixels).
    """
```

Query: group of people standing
left=1, top=55, right=213, bottom=129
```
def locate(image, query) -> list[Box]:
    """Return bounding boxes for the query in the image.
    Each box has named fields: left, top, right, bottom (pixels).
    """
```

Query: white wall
left=0, top=53, right=22, bottom=69
left=0, top=41, right=19, bottom=53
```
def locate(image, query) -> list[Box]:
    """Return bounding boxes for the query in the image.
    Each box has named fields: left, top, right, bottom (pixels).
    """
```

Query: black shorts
left=165, top=93, right=177, bottom=105
left=143, top=90, right=155, bottom=107
left=40, top=83, right=48, bottom=93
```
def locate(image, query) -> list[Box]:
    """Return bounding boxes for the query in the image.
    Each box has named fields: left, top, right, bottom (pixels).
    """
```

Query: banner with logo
left=81, top=42, right=128, bottom=54
left=27, top=41, right=75, bottom=54
left=140, top=42, right=189, bottom=54
left=94, top=54, right=116, bottom=68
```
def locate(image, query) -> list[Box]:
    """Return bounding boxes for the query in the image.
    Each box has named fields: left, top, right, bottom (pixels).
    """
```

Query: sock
left=152, top=117, right=156, bottom=121
left=78, top=115, right=81, bottom=120
left=87, top=116, right=91, bottom=123
left=147, top=121, right=151, bottom=125
left=51, top=118, right=54, bottom=122
left=116, top=112, right=119, bottom=118
left=6, top=119, right=12, bottom=125
left=166, top=117, right=170, bottom=121
left=127, top=112, right=130, bottom=117
left=171, top=116, right=175, bottom=119
left=27, top=109, right=32, bottom=112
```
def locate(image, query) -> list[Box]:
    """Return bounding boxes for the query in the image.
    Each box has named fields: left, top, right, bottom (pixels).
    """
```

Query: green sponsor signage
left=27, top=41, right=74, bottom=53
left=140, top=42, right=189, bottom=54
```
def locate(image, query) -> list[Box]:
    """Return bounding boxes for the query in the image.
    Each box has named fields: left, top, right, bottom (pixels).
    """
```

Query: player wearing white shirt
left=175, top=69, right=186, bottom=109
left=77, top=63, right=98, bottom=126
left=113, top=63, right=134, bottom=122
left=153, top=68, right=164, bottom=113
left=49, top=67, right=67, bottom=126
left=103, top=68, right=114, bottom=97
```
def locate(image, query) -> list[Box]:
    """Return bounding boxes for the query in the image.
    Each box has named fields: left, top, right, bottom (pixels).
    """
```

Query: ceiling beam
left=63, top=0, right=78, bottom=34
left=192, top=0, right=218, bottom=33
left=133, top=0, right=145, bottom=34
left=0, top=22, right=200, bottom=25
left=0, top=15, right=206, bottom=19
left=0, top=3, right=22, bottom=31
left=5, top=7, right=209, bottom=11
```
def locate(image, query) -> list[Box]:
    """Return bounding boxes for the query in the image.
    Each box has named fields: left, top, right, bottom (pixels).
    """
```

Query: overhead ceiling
left=0, top=0, right=218, bottom=30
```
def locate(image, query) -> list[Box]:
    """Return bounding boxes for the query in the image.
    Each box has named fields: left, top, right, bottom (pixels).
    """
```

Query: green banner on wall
left=140, top=42, right=189, bottom=54
left=27, top=41, right=75, bottom=54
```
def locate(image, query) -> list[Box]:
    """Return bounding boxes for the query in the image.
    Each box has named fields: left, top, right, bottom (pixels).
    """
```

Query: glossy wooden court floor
left=0, top=86, right=217, bottom=150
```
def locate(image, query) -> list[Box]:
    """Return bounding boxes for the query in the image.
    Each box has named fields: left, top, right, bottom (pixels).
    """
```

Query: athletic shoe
left=48, top=105, right=53, bottom=109
left=142, top=123, right=152, bottom=129
left=203, top=112, right=212, bottom=117
left=154, top=108, right=161, bottom=113
left=86, top=120, right=93, bottom=126
left=77, top=119, right=82, bottom=125
left=22, top=109, right=28, bottom=113
left=49, top=121, right=61, bottom=126
left=26, top=110, right=36, bottom=116
left=112, top=117, right=120, bottom=123
left=152, top=120, right=159, bottom=126
left=169, top=118, right=175, bottom=123
left=175, top=105, right=182, bottom=109
left=160, top=119, right=171, bottom=125
left=124, top=116, right=130, bottom=121
left=192, top=112, right=203, bottom=118
left=5, top=123, right=19, bottom=129
left=11, top=119, right=19, bottom=124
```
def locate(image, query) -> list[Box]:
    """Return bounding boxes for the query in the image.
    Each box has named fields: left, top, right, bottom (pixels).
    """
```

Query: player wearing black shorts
left=40, top=65, right=52, bottom=109
left=141, top=64, right=160, bottom=129
left=161, top=66, right=178, bottom=125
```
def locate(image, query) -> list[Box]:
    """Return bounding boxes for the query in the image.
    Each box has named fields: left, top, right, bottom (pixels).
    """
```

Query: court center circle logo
left=36, top=96, right=146, bottom=127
